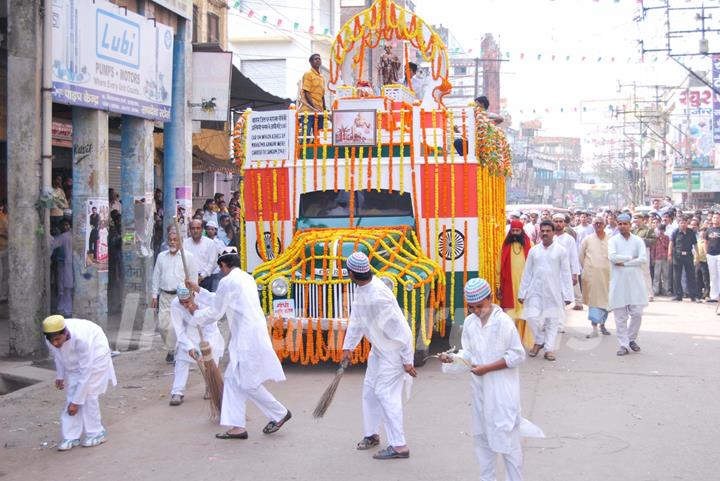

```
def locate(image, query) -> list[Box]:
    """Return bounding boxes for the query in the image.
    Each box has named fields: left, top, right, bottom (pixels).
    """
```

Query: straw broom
left=313, top=358, right=349, bottom=418
left=173, top=217, right=224, bottom=419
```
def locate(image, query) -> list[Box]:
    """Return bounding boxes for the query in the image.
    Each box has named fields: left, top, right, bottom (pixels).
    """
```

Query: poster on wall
left=85, top=198, right=110, bottom=271
left=174, top=186, right=192, bottom=238
left=51, top=0, right=174, bottom=121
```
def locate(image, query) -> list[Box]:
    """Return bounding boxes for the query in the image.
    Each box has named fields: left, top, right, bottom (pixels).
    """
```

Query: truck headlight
left=271, top=277, right=289, bottom=297
left=379, top=276, right=396, bottom=291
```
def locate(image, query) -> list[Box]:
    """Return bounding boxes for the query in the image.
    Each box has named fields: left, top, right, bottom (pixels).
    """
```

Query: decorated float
left=232, top=0, right=512, bottom=365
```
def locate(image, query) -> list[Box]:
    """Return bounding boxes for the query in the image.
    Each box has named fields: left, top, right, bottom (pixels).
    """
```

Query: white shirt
left=518, top=241, right=574, bottom=320
left=343, top=277, right=414, bottom=366
left=555, top=232, right=580, bottom=275
left=183, top=236, right=217, bottom=279
left=46, top=318, right=117, bottom=405
left=522, top=223, right=535, bottom=239
left=193, top=268, right=285, bottom=390
left=170, top=289, right=225, bottom=364
left=608, top=233, right=648, bottom=310
left=151, top=249, right=199, bottom=296
left=574, top=223, right=594, bottom=249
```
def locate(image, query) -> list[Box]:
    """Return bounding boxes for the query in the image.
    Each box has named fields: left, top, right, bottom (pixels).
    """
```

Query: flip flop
left=373, top=446, right=410, bottom=459
left=528, top=344, right=543, bottom=358
left=215, top=431, right=248, bottom=439
left=263, top=409, right=292, bottom=434
left=357, top=436, right=380, bottom=450
left=544, top=352, right=556, bottom=361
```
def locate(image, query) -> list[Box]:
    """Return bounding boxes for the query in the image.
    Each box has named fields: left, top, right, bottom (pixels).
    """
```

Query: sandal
left=357, top=435, right=380, bottom=450
left=544, top=352, right=556, bottom=361
left=528, top=344, right=543, bottom=358
left=373, top=446, right=410, bottom=459
left=263, top=409, right=292, bottom=434
left=215, top=431, right=248, bottom=439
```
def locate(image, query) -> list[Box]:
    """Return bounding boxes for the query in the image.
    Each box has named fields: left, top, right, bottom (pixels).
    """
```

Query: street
left=1, top=298, right=718, bottom=481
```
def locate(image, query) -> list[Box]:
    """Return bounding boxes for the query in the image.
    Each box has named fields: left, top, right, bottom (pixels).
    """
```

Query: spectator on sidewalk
left=669, top=217, right=699, bottom=303
left=695, top=227, right=710, bottom=300
left=652, top=224, right=671, bottom=297
left=50, top=175, right=70, bottom=233
left=705, top=213, right=720, bottom=303
left=50, top=218, right=74, bottom=316
left=183, top=219, right=217, bottom=291
left=0, top=199, right=8, bottom=303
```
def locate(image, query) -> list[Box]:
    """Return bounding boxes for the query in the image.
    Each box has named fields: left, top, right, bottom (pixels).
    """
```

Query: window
left=192, top=5, right=198, bottom=43
left=454, top=66, right=467, bottom=76
left=207, top=12, right=219, bottom=44
left=298, top=190, right=413, bottom=218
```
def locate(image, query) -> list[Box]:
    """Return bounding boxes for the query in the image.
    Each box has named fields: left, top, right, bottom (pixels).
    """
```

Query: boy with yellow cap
left=43, top=315, right=117, bottom=451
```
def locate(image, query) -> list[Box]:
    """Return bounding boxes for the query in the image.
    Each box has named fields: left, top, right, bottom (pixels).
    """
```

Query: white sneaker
left=82, top=431, right=107, bottom=448
left=57, top=438, right=80, bottom=451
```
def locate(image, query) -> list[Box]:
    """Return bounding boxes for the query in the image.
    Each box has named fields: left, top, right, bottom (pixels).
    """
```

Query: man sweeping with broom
left=167, top=285, right=225, bottom=407
left=186, top=246, right=291, bottom=439
left=341, top=251, right=416, bottom=460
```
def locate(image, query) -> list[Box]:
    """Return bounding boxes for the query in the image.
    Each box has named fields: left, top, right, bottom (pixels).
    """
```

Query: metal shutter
left=108, top=141, right=122, bottom=193
left=241, top=59, right=287, bottom=99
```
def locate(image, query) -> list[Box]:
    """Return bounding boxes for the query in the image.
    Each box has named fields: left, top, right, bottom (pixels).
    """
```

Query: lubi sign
left=97, top=10, right=140, bottom=69
left=52, top=0, right=174, bottom=121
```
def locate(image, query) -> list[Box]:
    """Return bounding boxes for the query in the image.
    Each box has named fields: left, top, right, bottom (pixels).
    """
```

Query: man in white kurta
left=553, top=213, right=582, bottom=313
left=441, top=278, right=543, bottom=481
left=43, top=315, right=117, bottom=451
left=168, top=285, right=225, bottom=406
left=608, top=214, right=648, bottom=356
left=188, top=247, right=290, bottom=439
left=184, top=219, right=219, bottom=291
left=152, top=229, right=199, bottom=362
left=342, top=251, right=416, bottom=460
left=518, top=221, right=574, bottom=361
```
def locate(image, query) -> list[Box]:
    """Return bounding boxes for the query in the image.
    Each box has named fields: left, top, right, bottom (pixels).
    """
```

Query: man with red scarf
left=497, top=220, right=534, bottom=347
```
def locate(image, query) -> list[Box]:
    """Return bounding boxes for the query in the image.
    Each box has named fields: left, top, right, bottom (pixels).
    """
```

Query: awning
left=230, top=66, right=292, bottom=112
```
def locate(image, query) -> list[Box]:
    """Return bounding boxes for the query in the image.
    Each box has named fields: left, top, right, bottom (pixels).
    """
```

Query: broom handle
left=173, top=216, right=207, bottom=345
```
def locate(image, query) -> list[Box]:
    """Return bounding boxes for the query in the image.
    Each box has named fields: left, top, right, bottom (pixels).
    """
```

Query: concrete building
left=229, top=0, right=341, bottom=102
left=0, top=0, right=207, bottom=357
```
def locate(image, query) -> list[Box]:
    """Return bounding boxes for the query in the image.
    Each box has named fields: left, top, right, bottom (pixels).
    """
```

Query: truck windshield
left=299, top=189, right=413, bottom=218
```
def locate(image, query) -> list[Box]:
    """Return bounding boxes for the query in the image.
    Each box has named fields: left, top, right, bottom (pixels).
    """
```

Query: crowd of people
left=499, top=199, right=720, bottom=359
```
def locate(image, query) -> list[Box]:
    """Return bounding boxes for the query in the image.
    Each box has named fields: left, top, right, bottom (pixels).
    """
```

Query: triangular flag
left=309, top=25, right=315, bottom=33
left=248, top=9, right=254, bottom=17
left=537, top=54, right=542, bottom=60
left=277, top=18, right=283, bottom=27
left=293, top=22, right=299, bottom=30
left=261, top=15, right=267, bottom=23
left=324, top=27, right=330, bottom=35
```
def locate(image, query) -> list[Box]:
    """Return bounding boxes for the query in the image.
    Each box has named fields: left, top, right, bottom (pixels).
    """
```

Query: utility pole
left=685, top=82, right=693, bottom=208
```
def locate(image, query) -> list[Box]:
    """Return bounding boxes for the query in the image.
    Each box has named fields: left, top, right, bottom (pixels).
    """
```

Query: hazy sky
left=412, top=0, right=713, bottom=139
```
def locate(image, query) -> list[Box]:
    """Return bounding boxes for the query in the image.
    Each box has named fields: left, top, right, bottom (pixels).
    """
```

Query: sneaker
left=82, top=431, right=107, bottom=448
left=57, top=438, right=80, bottom=451
left=616, top=347, right=630, bottom=356
left=169, top=394, right=184, bottom=406
left=629, top=341, right=641, bottom=352
left=165, top=352, right=175, bottom=363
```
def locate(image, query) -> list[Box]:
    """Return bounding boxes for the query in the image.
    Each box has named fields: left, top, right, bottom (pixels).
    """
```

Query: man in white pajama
left=440, top=278, right=543, bottom=481
left=168, top=285, right=225, bottom=406
left=188, top=247, right=290, bottom=439
left=43, top=315, right=117, bottom=451
left=342, top=251, right=417, bottom=460
left=518, top=220, right=574, bottom=361
left=553, top=213, right=581, bottom=321
left=608, top=213, right=648, bottom=356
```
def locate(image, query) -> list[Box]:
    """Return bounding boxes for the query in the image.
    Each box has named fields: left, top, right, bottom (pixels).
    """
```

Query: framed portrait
left=332, top=109, right=377, bottom=147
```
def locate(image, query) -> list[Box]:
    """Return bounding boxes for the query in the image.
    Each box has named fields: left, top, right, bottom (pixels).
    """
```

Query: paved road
left=1, top=297, right=719, bottom=481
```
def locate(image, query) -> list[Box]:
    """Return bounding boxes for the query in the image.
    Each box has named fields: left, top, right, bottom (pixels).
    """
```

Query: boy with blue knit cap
left=342, top=251, right=416, bottom=460
left=440, top=278, right=543, bottom=481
